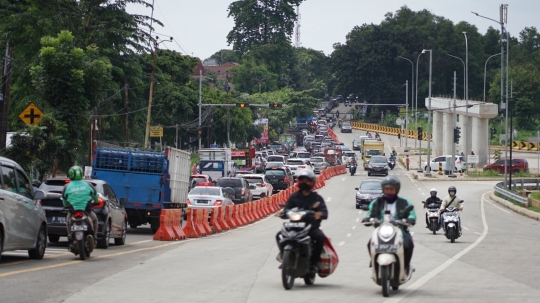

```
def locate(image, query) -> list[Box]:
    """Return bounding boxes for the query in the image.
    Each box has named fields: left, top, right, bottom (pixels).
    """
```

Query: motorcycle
left=442, top=202, right=463, bottom=243
left=277, top=207, right=317, bottom=290
left=388, top=158, right=396, bottom=170
left=349, top=164, right=357, bottom=176
left=422, top=201, right=441, bottom=235
left=363, top=205, right=415, bottom=297
left=67, top=209, right=96, bottom=260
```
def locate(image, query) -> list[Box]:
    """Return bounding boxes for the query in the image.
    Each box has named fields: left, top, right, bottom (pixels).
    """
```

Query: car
left=483, top=158, right=529, bottom=174
left=315, top=135, right=325, bottom=142
left=318, top=130, right=329, bottom=137
left=265, top=162, right=285, bottom=170
left=187, top=186, right=234, bottom=211
left=317, top=120, right=328, bottom=126
left=215, top=177, right=252, bottom=203
left=264, top=167, right=294, bottom=191
left=312, top=152, right=325, bottom=157
left=285, top=158, right=314, bottom=179
left=341, top=122, right=352, bottom=133
left=262, top=149, right=276, bottom=156
left=254, top=155, right=266, bottom=173
left=310, top=157, right=331, bottom=173
left=242, top=174, right=273, bottom=199
left=342, top=151, right=358, bottom=165
left=39, top=178, right=128, bottom=248
left=267, top=155, right=286, bottom=164
left=355, top=179, right=383, bottom=209
left=189, top=174, right=215, bottom=190
left=352, top=139, right=361, bottom=150
left=0, top=156, right=48, bottom=261
left=423, top=155, right=467, bottom=173
left=366, top=156, right=389, bottom=176
left=269, top=143, right=285, bottom=154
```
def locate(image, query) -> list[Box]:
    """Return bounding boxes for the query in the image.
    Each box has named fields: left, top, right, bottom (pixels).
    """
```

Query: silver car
left=0, top=156, right=47, bottom=261
left=187, top=186, right=234, bottom=211
left=310, top=157, right=330, bottom=173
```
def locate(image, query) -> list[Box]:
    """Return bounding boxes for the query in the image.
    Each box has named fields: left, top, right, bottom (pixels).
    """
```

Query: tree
left=232, top=60, right=278, bottom=94
left=226, top=0, right=304, bottom=55
left=208, top=49, right=239, bottom=64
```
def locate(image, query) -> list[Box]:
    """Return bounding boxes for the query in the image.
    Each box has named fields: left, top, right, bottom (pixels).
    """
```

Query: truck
left=198, top=148, right=236, bottom=181
left=91, top=147, right=191, bottom=233
left=296, top=116, right=313, bottom=124
left=362, top=141, right=385, bottom=169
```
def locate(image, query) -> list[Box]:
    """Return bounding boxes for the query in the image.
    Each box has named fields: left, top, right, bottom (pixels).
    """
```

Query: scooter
left=442, top=202, right=463, bottom=243
left=350, top=164, right=357, bottom=176
left=277, top=207, right=317, bottom=290
left=67, top=209, right=96, bottom=260
left=422, top=201, right=441, bottom=235
left=388, top=158, right=396, bottom=170
left=363, top=206, right=415, bottom=297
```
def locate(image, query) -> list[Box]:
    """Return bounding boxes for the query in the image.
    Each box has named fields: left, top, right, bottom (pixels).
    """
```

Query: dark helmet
left=68, top=166, right=84, bottom=181
left=381, top=175, right=401, bottom=194
left=448, top=186, right=457, bottom=195
left=296, top=169, right=317, bottom=190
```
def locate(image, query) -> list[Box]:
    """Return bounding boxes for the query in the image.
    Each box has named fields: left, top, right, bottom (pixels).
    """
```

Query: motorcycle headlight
left=378, top=224, right=394, bottom=239
left=289, top=212, right=302, bottom=222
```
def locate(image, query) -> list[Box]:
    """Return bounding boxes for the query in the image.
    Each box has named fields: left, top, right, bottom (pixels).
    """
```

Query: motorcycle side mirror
left=354, top=187, right=359, bottom=190
left=34, top=190, right=46, bottom=201
left=421, top=201, right=426, bottom=204
left=277, top=203, right=286, bottom=208
left=459, top=200, right=464, bottom=203
left=399, top=205, right=414, bottom=219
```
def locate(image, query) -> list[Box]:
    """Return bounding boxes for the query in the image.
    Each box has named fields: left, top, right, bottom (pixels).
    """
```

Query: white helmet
left=429, top=188, right=437, bottom=197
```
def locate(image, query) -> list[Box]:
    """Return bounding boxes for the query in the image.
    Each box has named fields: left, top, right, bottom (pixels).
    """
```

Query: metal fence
left=494, top=178, right=540, bottom=206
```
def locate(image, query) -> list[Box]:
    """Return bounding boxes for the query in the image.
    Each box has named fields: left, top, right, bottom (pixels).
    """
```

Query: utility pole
left=198, top=69, right=202, bottom=149
left=450, top=71, right=457, bottom=178
left=0, top=41, right=12, bottom=151
left=425, top=49, right=433, bottom=177
left=144, top=41, right=158, bottom=149
left=124, top=80, right=129, bottom=146
left=464, top=32, right=470, bottom=169
left=226, top=71, right=231, bottom=148
left=175, top=123, right=178, bottom=149
left=405, top=80, right=409, bottom=151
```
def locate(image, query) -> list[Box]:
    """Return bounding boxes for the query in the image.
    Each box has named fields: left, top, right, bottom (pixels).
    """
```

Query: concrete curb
left=488, top=191, right=540, bottom=221
left=410, top=172, right=505, bottom=182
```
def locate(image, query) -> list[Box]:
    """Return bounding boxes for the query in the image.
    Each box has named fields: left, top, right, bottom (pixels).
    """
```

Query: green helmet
left=68, top=166, right=84, bottom=181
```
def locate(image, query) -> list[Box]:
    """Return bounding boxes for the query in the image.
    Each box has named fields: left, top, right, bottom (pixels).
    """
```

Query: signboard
left=395, top=118, right=403, bottom=126
left=231, top=151, right=246, bottom=157
left=210, top=144, right=218, bottom=148
left=200, top=160, right=224, bottom=170
left=19, top=103, right=44, bottom=126
left=84, top=166, right=92, bottom=179
left=150, top=126, right=163, bottom=137
left=467, top=155, right=479, bottom=164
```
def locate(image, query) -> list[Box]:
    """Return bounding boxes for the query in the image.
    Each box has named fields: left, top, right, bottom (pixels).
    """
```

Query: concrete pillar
left=433, top=111, right=443, bottom=156
left=443, top=112, right=454, bottom=155
left=458, top=114, right=467, bottom=154
left=472, top=117, right=489, bottom=165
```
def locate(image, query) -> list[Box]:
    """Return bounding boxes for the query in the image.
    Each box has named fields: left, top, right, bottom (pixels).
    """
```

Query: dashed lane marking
left=462, top=226, right=470, bottom=230
left=346, top=233, right=352, bottom=237
left=352, top=226, right=357, bottom=230
left=338, top=241, right=345, bottom=246
left=355, top=218, right=360, bottom=222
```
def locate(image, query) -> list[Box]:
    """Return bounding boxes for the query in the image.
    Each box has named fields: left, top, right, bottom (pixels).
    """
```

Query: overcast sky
left=127, top=0, right=539, bottom=60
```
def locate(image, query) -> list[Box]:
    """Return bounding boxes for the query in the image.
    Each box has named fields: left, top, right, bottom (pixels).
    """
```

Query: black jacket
left=424, top=196, right=442, bottom=208
left=284, top=191, right=328, bottom=229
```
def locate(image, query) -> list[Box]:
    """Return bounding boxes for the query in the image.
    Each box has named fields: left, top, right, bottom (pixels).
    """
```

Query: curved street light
left=484, top=52, right=502, bottom=102
left=445, top=53, right=466, bottom=99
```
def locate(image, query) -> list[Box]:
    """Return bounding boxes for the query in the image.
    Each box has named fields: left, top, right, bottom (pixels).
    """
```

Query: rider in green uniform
left=62, top=166, right=99, bottom=244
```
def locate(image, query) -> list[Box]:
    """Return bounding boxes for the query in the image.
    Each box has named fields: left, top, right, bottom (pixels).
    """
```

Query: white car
left=267, top=155, right=286, bottom=164
left=242, top=174, right=273, bottom=199
left=424, top=155, right=467, bottom=172
left=0, top=156, right=48, bottom=261
left=342, top=151, right=358, bottom=166
left=187, top=186, right=235, bottom=210
left=284, top=158, right=314, bottom=179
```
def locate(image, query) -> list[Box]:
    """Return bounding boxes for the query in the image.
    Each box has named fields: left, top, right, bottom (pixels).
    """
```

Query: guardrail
left=494, top=178, right=540, bottom=206
left=350, top=122, right=433, bottom=141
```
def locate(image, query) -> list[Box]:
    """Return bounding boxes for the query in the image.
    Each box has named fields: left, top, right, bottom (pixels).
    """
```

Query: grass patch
left=467, top=169, right=501, bottom=177
left=495, top=191, right=540, bottom=213
left=529, top=191, right=540, bottom=200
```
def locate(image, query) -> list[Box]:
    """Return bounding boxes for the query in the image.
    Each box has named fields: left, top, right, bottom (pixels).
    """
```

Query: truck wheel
left=151, top=219, right=160, bottom=234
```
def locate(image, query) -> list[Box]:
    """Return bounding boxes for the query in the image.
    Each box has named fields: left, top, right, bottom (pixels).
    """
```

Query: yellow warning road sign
left=19, top=103, right=44, bottom=126
left=150, top=126, right=163, bottom=137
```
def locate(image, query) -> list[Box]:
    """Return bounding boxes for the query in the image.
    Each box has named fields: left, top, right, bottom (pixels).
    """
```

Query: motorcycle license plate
left=375, top=244, right=398, bottom=253
left=284, top=222, right=306, bottom=228
left=52, top=216, right=66, bottom=224
left=71, top=225, right=88, bottom=231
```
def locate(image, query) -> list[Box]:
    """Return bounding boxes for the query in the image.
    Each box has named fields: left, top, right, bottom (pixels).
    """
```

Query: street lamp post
left=463, top=32, right=470, bottom=169
left=450, top=71, right=457, bottom=178
left=424, top=49, right=433, bottom=177
left=415, top=52, right=423, bottom=163
left=484, top=52, right=502, bottom=102
left=445, top=53, right=465, bottom=99
left=399, top=56, right=414, bottom=152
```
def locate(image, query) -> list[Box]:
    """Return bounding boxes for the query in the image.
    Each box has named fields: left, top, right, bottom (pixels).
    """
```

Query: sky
left=127, top=0, right=540, bottom=60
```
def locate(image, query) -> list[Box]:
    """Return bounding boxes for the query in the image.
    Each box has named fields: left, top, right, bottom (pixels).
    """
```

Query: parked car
left=310, top=157, right=331, bottom=174
left=264, top=167, right=294, bottom=192
left=242, top=174, right=273, bottom=199
left=340, top=122, right=352, bottom=133
left=0, top=157, right=48, bottom=261
left=355, top=179, right=383, bottom=209
left=187, top=186, right=234, bottom=211
left=483, top=158, right=529, bottom=174
left=215, top=177, right=252, bottom=203
left=39, top=178, right=128, bottom=248
left=366, top=156, right=389, bottom=176
left=423, top=155, right=467, bottom=173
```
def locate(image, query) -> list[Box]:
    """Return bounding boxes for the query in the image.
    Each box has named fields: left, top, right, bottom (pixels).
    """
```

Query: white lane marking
left=358, top=211, right=363, bottom=215
left=355, top=218, right=360, bottom=222
left=418, top=188, right=422, bottom=191
left=352, top=226, right=357, bottom=230
left=486, top=200, right=510, bottom=214
left=338, top=241, right=345, bottom=246
left=462, top=226, right=470, bottom=231
left=384, top=191, right=490, bottom=303
left=342, top=177, right=346, bottom=181
left=421, top=193, right=425, bottom=196
left=326, top=197, right=332, bottom=202
left=474, top=232, right=482, bottom=235
left=346, top=233, right=352, bottom=237
left=406, top=172, right=416, bottom=183
left=410, top=232, right=414, bottom=236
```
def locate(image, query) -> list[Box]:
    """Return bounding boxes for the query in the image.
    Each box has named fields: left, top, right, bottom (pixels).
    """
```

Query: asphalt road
left=3, top=113, right=540, bottom=302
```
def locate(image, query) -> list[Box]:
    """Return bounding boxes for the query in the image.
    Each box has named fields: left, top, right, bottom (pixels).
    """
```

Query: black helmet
left=448, top=186, right=457, bottom=195
left=381, top=175, right=401, bottom=194
left=296, top=169, right=317, bottom=190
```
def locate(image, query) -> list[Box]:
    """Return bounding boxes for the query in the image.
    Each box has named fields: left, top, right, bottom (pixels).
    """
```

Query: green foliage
left=232, top=60, right=278, bottom=94
left=468, top=169, right=501, bottom=177
left=209, top=49, right=239, bottom=65
left=381, top=113, right=398, bottom=127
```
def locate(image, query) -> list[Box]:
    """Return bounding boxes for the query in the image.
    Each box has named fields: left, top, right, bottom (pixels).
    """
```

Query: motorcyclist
left=439, top=186, right=463, bottom=234
left=62, top=166, right=99, bottom=249
left=424, top=188, right=442, bottom=228
left=362, top=176, right=416, bottom=275
left=277, top=169, right=328, bottom=273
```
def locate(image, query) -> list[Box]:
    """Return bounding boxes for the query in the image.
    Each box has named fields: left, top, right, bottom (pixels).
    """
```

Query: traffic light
left=453, top=127, right=461, bottom=143
left=490, top=127, right=496, bottom=140
left=236, top=103, right=247, bottom=108
left=269, top=103, right=282, bottom=109
left=197, top=129, right=202, bottom=135
left=417, top=127, right=423, bottom=141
